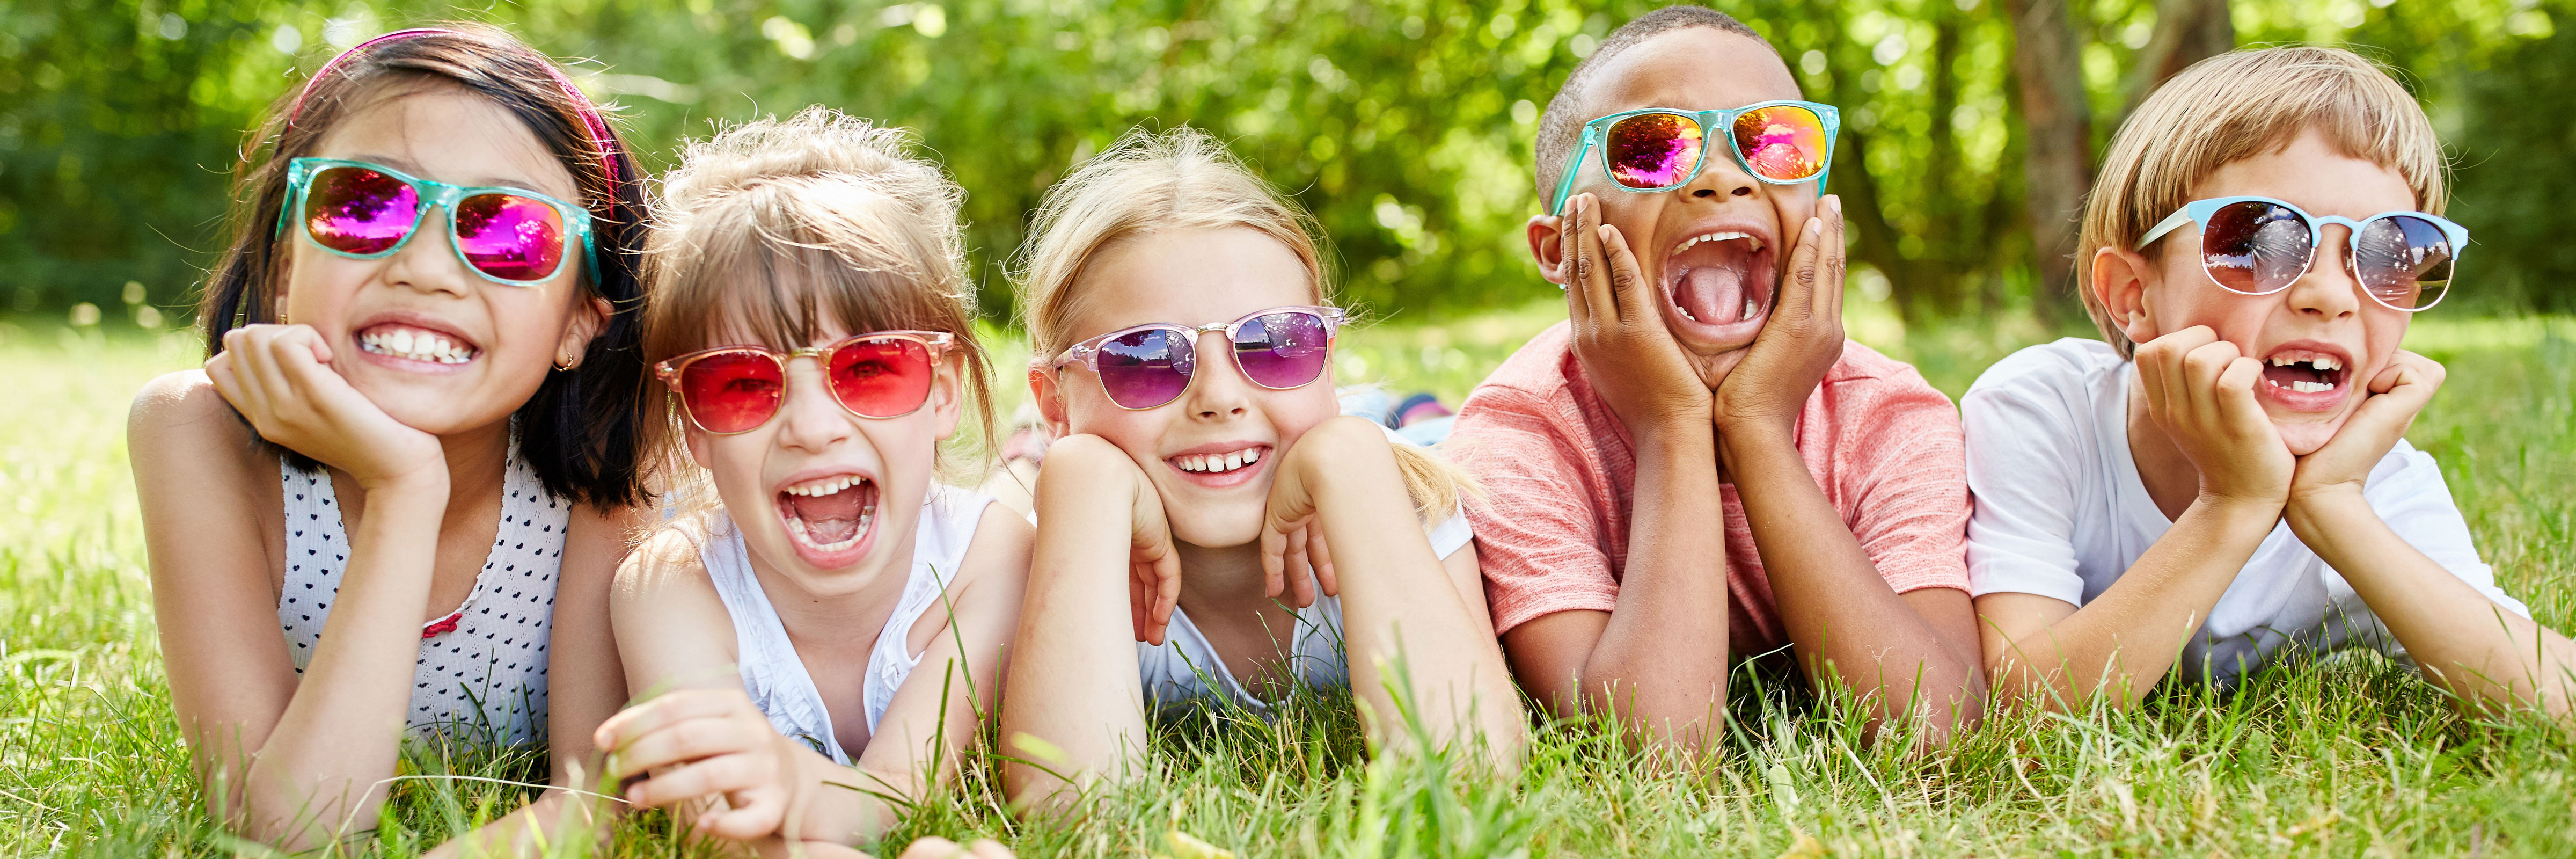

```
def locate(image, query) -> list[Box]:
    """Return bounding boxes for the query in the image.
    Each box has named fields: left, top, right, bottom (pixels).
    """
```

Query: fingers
left=623, top=749, right=770, bottom=808
left=1279, top=524, right=1317, bottom=608
left=1569, top=195, right=1618, bottom=329
left=1596, top=222, right=1653, bottom=325
left=1815, top=196, right=1847, bottom=322
left=1779, top=215, right=1825, bottom=323
left=1307, top=523, right=1339, bottom=599
left=1563, top=195, right=1598, bottom=329
left=596, top=689, right=756, bottom=764
left=609, top=715, right=766, bottom=780
left=2135, top=326, right=2216, bottom=419
left=694, top=782, right=789, bottom=840
left=2212, top=354, right=2268, bottom=432
left=2346, top=350, right=2442, bottom=434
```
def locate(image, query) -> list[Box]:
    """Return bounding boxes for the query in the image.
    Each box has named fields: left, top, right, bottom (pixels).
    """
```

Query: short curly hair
left=1533, top=5, right=1774, bottom=205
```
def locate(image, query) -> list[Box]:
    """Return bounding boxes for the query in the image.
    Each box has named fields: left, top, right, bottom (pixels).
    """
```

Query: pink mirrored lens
left=1096, top=328, right=1195, bottom=409
left=305, top=166, right=419, bottom=255
left=1233, top=311, right=1331, bottom=390
left=455, top=193, right=568, bottom=282
left=1605, top=113, right=1705, bottom=190
left=1733, top=106, right=1828, bottom=181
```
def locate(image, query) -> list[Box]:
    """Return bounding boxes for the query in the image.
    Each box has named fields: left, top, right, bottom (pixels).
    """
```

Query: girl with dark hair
left=127, top=25, right=649, bottom=848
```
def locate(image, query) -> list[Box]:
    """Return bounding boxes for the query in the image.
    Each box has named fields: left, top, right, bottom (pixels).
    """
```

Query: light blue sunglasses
left=1548, top=100, right=1840, bottom=216
left=277, top=157, right=598, bottom=286
left=2137, top=195, right=2466, bottom=312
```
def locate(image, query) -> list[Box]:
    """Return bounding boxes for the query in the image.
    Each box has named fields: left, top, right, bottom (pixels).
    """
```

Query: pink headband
left=287, top=27, right=622, bottom=188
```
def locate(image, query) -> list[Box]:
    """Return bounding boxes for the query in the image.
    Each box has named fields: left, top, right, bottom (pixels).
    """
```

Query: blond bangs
left=2077, top=46, right=2448, bottom=358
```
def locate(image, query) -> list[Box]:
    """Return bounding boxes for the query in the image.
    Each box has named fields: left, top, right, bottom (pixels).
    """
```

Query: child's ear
left=1029, top=367, right=1071, bottom=439
left=929, top=354, right=963, bottom=441
left=1526, top=213, right=1569, bottom=285
left=2092, top=246, right=2162, bottom=346
left=553, top=296, right=613, bottom=369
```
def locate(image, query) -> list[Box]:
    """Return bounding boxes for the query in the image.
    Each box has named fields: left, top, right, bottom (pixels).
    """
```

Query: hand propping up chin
left=203, top=323, right=447, bottom=491
left=2134, top=326, right=2294, bottom=511
left=1559, top=193, right=1714, bottom=442
left=1712, top=195, right=1848, bottom=436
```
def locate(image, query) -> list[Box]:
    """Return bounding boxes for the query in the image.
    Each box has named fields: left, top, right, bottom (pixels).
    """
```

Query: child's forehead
left=1587, top=27, right=1803, bottom=116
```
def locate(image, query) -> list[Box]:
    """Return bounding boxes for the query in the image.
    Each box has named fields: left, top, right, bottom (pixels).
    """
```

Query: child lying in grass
left=595, top=107, right=1031, bottom=855
left=1966, top=46, right=2576, bottom=715
left=1447, top=5, right=1985, bottom=750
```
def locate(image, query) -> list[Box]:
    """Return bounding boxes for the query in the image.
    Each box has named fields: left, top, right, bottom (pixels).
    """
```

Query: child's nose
left=773, top=358, right=857, bottom=449
left=1182, top=330, right=1251, bottom=420
left=377, top=208, right=474, bottom=297
left=2286, top=224, right=2363, bottom=319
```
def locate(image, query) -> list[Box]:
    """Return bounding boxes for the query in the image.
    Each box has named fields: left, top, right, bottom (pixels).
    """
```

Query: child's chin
left=1166, top=505, right=1267, bottom=550
left=2273, top=417, right=2346, bottom=457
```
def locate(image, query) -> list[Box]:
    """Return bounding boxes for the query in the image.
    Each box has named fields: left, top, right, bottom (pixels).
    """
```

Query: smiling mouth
left=358, top=323, right=479, bottom=365
left=1170, top=447, right=1263, bottom=475
left=1664, top=231, right=1775, bottom=326
left=774, top=474, right=878, bottom=552
left=2262, top=351, right=2348, bottom=395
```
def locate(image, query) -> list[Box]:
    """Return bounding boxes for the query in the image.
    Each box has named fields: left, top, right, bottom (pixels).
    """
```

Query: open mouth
left=773, top=474, right=879, bottom=555
left=357, top=323, right=479, bottom=365
left=2260, top=350, right=2348, bottom=396
left=1663, top=231, right=1776, bottom=329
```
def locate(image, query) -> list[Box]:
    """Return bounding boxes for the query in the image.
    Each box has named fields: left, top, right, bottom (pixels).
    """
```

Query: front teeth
left=783, top=475, right=863, bottom=497
left=1670, top=231, right=1766, bottom=255
left=360, top=328, right=473, bottom=364
left=1176, top=448, right=1261, bottom=473
left=2269, top=354, right=2344, bottom=371
left=2264, top=378, right=2339, bottom=394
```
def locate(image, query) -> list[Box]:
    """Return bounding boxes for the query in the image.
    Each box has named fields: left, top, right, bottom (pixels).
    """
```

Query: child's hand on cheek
left=2288, top=350, right=2443, bottom=508
left=1713, top=195, right=1848, bottom=436
left=204, top=323, right=445, bottom=491
left=2134, top=326, right=2294, bottom=509
left=1259, top=417, right=1391, bottom=607
left=595, top=688, right=805, bottom=841
left=1561, top=193, right=1714, bottom=442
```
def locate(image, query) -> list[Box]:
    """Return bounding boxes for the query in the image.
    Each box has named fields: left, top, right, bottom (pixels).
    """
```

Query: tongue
left=789, top=486, right=869, bottom=544
left=1674, top=267, right=1745, bottom=325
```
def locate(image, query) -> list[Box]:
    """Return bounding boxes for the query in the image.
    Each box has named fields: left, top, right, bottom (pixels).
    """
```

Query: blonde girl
left=591, top=107, right=1031, bottom=854
left=999, top=129, right=1526, bottom=810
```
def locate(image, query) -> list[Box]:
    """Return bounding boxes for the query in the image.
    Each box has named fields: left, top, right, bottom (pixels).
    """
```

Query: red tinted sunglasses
left=1041, top=306, right=1344, bottom=410
left=655, top=331, right=954, bottom=434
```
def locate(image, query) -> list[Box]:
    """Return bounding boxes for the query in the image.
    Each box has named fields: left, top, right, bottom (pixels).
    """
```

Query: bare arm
left=1498, top=193, right=1732, bottom=752
left=141, top=322, right=458, bottom=848
left=1267, top=417, right=1527, bottom=767
left=999, top=435, right=1168, bottom=813
left=1977, top=327, right=2292, bottom=710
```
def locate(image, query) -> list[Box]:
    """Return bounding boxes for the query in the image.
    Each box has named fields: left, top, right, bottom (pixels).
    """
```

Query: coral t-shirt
left=1447, top=322, right=1972, bottom=658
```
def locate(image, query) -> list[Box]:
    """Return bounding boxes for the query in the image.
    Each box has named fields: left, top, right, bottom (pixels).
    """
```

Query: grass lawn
left=3, top=302, right=2572, bottom=857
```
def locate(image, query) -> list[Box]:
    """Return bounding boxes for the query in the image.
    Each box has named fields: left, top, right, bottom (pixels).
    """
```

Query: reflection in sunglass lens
left=1605, top=112, right=1706, bottom=190
left=455, top=193, right=569, bottom=282
left=829, top=338, right=936, bottom=418
left=1234, top=311, right=1333, bottom=390
left=305, top=166, right=420, bottom=256
left=679, top=352, right=786, bottom=434
left=1096, top=328, right=1196, bottom=410
left=2354, top=215, right=2454, bottom=310
left=1732, top=105, right=1828, bottom=181
left=2202, top=201, right=2314, bottom=294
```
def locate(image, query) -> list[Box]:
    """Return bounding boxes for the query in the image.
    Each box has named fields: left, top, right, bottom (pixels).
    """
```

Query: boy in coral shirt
left=1449, top=5, right=1982, bottom=749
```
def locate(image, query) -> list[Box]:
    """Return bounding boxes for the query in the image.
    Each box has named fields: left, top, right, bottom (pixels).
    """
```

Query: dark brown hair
left=638, top=107, right=995, bottom=484
left=1534, top=5, right=1775, bottom=202
left=194, top=25, right=650, bottom=507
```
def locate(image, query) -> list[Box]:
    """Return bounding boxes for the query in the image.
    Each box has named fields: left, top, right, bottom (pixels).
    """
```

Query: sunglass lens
left=2202, top=201, right=2312, bottom=294
left=678, top=352, right=786, bottom=434
left=1605, top=112, right=1705, bottom=191
left=1732, top=105, right=1829, bottom=182
left=2354, top=215, right=2455, bottom=310
left=304, top=166, right=420, bottom=256
left=1233, top=311, right=1332, bottom=390
left=1095, top=328, right=1194, bottom=410
left=829, top=338, right=936, bottom=418
left=455, top=193, right=569, bottom=282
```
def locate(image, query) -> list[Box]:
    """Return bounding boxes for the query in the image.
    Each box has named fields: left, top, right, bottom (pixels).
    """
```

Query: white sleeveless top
left=698, top=484, right=993, bottom=765
left=276, top=448, right=567, bottom=746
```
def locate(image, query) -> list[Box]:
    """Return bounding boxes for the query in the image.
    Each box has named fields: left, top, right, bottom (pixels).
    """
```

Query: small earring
left=554, top=351, right=577, bottom=372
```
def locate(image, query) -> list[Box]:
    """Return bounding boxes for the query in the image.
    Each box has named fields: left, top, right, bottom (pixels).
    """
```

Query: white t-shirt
left=1962, top=338, right=2529, bottom=685
left=1138, top=425, right=1477, bottom=712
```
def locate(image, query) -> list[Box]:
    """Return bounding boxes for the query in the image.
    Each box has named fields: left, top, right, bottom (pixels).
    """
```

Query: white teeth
left=360, top=327, right=473, bottom=364
left=784, top=475, right=865, bottom=497
left=2317, top=356, right=2341, bottom=371
left=1175, top=449, right=1262, bottom=475
left=785, top=502, right=876, bottom=553
left=2292, top=380, right=2336, bottom=394
left=1670, top=231, right=1763, bottom=256
left=1679, top=305, right=1700, bottom=322
left=1744, top=299, right=1759, bottom=320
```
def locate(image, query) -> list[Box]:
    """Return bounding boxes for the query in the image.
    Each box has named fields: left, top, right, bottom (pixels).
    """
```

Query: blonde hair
left=2078, top=46, right=2448, bottom=358
left=1014, top=127, right=1473, bottom=520
left=638, top=106, right=994, bottom=487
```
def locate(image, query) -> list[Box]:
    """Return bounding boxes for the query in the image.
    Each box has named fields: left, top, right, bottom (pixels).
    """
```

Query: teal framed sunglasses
left=276, top=157, right=598, bottom=286
left=1548, top=100, right=1840, bottom=216
left=2136, top=195, right=2467, bottom=312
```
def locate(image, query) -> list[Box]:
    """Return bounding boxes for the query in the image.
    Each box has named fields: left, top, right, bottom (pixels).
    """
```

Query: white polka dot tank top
left=276, top=446, right=568, bottom=747
left=698, top=484, right=993, bottom=766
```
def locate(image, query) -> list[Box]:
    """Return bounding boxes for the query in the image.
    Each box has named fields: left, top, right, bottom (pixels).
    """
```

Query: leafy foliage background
left=4, top=0, right=2572, bottom=323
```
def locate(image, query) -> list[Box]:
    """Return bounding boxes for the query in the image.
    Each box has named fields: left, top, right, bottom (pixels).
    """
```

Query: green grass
left=4, top=305, right=2573, bottom=857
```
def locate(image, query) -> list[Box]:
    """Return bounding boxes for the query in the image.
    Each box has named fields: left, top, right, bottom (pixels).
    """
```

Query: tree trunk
left=2123, top=0, right=2236, bottom=119
left=2004, top=0, right=2092, bottom=326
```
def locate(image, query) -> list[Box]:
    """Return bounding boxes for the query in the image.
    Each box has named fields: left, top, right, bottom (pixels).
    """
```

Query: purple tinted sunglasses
left=1043, top=306, right=1345, bottom=410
